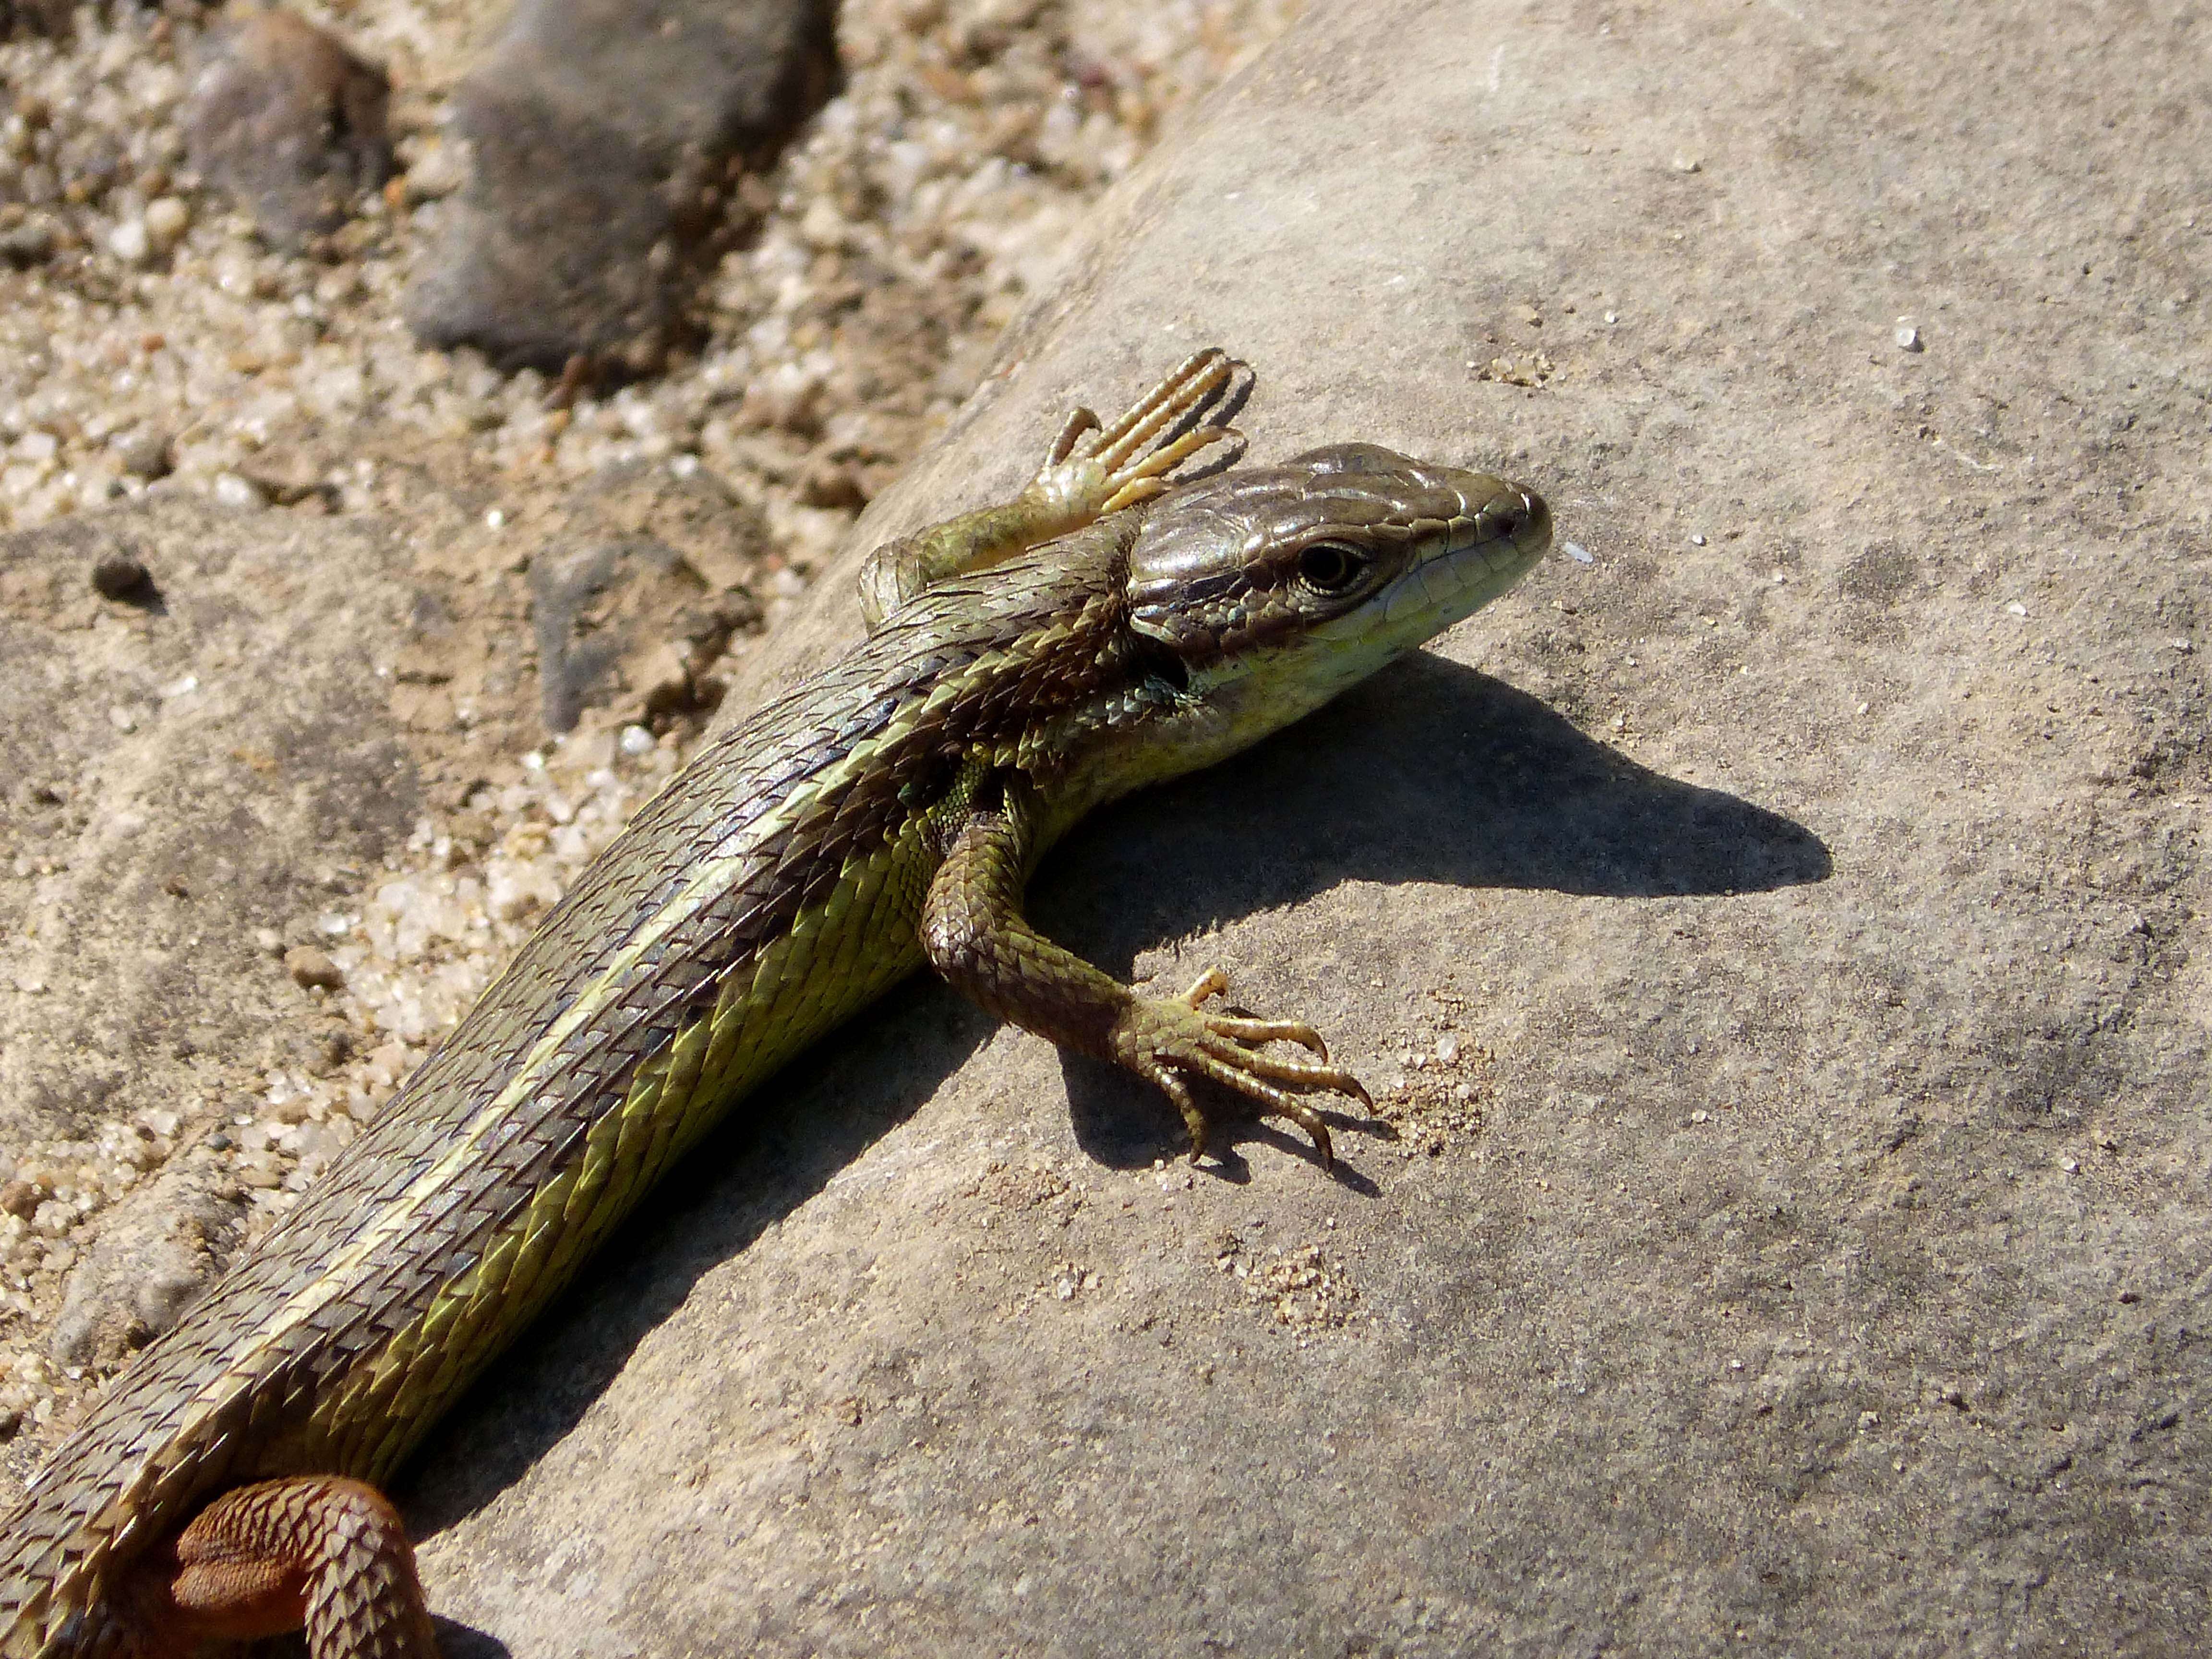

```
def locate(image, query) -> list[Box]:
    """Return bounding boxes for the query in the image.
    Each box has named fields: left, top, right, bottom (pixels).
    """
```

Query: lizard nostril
left=1503, top=489, right=1551, bottom=550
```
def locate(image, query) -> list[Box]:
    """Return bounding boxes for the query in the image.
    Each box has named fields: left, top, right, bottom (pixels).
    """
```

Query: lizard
left=0, top=349, right=1551, bottom=1657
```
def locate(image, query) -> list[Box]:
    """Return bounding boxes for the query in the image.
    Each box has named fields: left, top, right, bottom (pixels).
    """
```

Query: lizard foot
left=1025, top=347, right=1245, bottom=521
left=1109, top=968, right=1370, bottom=1171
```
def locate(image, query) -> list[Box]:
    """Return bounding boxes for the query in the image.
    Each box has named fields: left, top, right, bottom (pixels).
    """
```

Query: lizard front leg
left=859, top=348, right=1244, bottom=630
left=919, top=779, right=1368, bottom=1168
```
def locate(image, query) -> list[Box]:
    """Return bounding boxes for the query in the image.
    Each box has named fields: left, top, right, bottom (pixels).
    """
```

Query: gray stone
left=522, top=461, right=771, bottom=733
left=406, top=2, right=2212, bottom=1654
left=528, top=536, right=762, bottom=733
left=0, top=0, right=73, bottom=42
left=405, top=0, right=837, bottom=374
left=283, top=944, right=345, bottom=991
left=48, top=1163, right=241, bottom=1369
left=184, top=9, right=392, bottom=250
left=110, top=429, right=173, bottom=482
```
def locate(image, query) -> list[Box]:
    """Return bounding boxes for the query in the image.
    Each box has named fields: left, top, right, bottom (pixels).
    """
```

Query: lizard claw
left=1110, top=967, right=1369, bottom=1171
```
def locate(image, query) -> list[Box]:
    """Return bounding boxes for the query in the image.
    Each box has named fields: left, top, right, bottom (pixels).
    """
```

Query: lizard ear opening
left=1130, top=632, right=1190, bottom=694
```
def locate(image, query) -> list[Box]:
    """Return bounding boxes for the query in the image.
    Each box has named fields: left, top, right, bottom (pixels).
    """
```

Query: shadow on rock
left=1042, top=650, right=1830, bottom=1168
left=430, top=1618, right=511, bottom=1659
left=401, top=972, right=992, bottom=1543
left=1041, top=650, right=1831, bottom=950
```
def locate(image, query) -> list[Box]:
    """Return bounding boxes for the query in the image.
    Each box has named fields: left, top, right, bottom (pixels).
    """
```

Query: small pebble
left=401, top=139, right=467, bottom=202
left=90, top=552, right=152, bottom=601
left=114, top=430, right=172, bottom=480
left=213, top=473, right=267, bottom=510
left=144, top=196, right=191, bottom=252
left=0, top=216, right=56, bottom=267
left=284, top=946, right=347, bottom=992
left=108, top=218, right=150, bottom=265
left=1895, top=319, right=1923, bottom=351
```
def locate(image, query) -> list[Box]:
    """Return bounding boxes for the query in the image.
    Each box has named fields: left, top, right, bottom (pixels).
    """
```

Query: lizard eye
left=1296, top=542, right=1366, bottom=593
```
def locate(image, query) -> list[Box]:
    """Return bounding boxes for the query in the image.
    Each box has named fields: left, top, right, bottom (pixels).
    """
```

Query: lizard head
left=1108, top=442, right=1550, bottom=776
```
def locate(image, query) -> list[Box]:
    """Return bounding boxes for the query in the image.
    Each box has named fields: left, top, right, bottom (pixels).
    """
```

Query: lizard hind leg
left=1080, top=347, right=1236, bottom=470
left=126, top=1476, right=439, bottom=1659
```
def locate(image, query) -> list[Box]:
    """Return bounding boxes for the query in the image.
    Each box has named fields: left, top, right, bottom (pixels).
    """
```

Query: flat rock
left=405, top=1, right=2210, bottom=1654
left=184, top=9, right=392, bottom=250
left=405, top=0, right=837, bottom=373
left=0, top=493, right=421, bottom=1148
left=0, top=493, right=422, bottom=1366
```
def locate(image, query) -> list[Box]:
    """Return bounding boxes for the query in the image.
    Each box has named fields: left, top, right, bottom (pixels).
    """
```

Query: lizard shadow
left=1042, top=650, right=1830, bottom=1171
left=401, top=649, right=1827, bottom=1548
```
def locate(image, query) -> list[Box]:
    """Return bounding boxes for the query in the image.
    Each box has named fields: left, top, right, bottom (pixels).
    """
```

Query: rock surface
left=0, top=458, right=784, bottom=1381
left=184, top=9, right=392, bottom=250
left=525, top=460, right=769, bottom=731
left=405, top=0, right=838, bottom=372
left=395, top=1, right=2208, bottom=1654
left=0, top=493, right=420, bottom=1152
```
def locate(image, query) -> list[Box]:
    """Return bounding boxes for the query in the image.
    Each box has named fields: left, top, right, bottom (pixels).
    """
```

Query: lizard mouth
left=1370, top=477, right=1551, bottom=646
